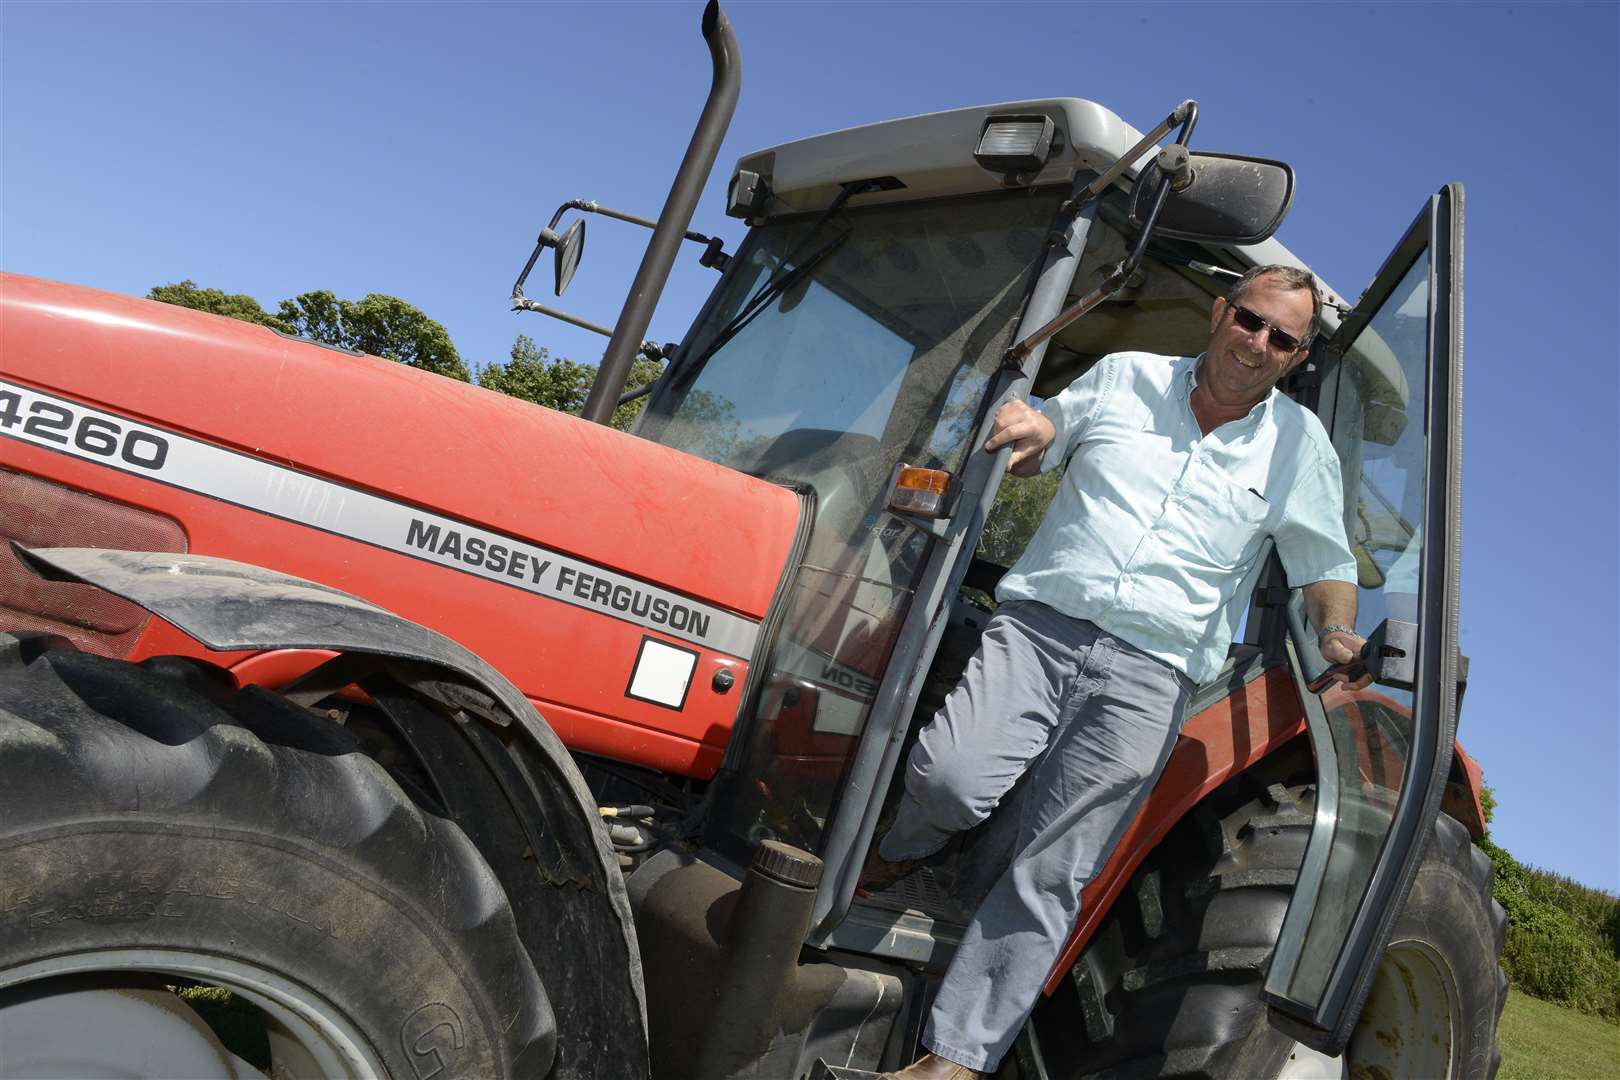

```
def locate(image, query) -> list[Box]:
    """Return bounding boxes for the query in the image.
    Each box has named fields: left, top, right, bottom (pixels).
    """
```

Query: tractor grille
left=0, top=468, right=187, bottom=658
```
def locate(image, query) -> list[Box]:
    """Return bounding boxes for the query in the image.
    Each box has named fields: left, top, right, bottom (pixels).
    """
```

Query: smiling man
left=869, top=266, right=1367, bottom=1080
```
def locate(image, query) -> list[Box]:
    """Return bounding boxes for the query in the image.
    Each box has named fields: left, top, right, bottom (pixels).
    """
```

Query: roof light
left=974, top=115, right=1056, bottom=175
left=886, top=465, right=952, bottom=518
left=727, top=169, right=770, bottom=218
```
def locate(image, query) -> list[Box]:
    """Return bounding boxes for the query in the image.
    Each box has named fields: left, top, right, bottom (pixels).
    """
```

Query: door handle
left=1306, top=618, right=1417, bottom=693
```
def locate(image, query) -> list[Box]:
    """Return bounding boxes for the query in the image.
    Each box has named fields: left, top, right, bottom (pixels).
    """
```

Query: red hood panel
left=0, top=274, right=799, bottom=620
left=0, top=274, right=802, bottom=778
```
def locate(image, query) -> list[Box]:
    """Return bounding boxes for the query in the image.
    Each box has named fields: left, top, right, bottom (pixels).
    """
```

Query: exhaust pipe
left=581, top=0, right=741, bottom=424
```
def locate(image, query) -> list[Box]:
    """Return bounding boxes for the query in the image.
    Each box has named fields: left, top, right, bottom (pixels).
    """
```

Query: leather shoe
left=879, top=1052, right=988, bottom=1079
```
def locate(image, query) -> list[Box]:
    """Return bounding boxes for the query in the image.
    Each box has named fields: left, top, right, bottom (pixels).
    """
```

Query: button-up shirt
left=996, top=351, right=1356, bottom=685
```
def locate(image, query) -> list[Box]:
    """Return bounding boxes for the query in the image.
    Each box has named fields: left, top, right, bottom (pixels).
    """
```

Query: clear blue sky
left=4, top=1, right=1616, bottom=891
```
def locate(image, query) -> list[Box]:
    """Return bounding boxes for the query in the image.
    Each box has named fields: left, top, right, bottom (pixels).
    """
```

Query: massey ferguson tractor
left=0, top=3, right=1501, bottom=1078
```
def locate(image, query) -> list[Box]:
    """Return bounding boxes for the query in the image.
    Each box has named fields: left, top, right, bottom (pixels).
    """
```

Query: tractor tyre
left=1024, top=773, right=1506, bottom=1080
left=0, top=639, right=555, bottom=1078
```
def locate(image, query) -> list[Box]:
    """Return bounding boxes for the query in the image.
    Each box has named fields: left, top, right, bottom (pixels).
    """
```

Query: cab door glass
left=1279, top=251, right=1433, bottom=1005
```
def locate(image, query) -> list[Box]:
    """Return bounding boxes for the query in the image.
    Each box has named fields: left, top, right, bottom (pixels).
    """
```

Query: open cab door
left=1264, top=184, right=1465, bottom=1053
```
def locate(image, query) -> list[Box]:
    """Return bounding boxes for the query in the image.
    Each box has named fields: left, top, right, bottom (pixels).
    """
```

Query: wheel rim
left=0, top=949, right=385, bottom=1078
left=1277, top=938, right=1460, bottom=1080
left=1345, top=938, right=1459, bottom=1079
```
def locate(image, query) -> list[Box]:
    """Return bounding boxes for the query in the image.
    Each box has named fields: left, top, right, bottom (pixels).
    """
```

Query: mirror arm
left=1008, top=101, right=1199, bottom=365
left=1064, top=99, right=1197, bottom=213
left=510, top=297, right=668, bottom=362
left=512, top=198, right=729, bottom=305
left=511, top=237, right=551, bottom=304
left=510, top=297, right=617, bottom=337
left=554, top=198, right=721, bottom=250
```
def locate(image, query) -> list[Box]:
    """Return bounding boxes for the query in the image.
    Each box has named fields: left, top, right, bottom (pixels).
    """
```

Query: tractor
left=0, top=3, right=1500, bottom=1077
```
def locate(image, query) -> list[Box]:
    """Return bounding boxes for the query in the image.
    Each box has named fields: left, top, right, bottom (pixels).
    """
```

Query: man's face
left=1203, top=275, right=1315, bottom=407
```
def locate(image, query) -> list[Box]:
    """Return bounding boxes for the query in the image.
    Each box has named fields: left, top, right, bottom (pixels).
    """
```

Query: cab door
left=1263, top=183, right=1465, bottom=1052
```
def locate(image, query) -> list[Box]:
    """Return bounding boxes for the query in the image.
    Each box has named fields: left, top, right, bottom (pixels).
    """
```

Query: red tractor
left=0, top=4, right=1499, bottom=1077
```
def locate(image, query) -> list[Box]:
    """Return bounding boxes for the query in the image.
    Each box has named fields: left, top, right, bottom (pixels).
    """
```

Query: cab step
left=807, top=1060, right=882, bottom=1080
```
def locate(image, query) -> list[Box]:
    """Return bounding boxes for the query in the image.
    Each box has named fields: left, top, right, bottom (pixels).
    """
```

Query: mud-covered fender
left=11, top=544, right=648, bottom=1038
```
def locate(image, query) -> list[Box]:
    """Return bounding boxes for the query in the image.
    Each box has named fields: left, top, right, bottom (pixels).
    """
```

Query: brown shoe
left=879, top=1052, right=988, bottom=1079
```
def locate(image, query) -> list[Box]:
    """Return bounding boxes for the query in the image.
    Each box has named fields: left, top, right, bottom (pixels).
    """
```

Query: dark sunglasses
left=1228, top=302, right=1305, bottom=353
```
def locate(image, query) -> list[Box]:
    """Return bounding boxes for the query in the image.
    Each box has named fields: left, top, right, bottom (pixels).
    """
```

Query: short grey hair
left=1226, top=264, right=1322, bottom=352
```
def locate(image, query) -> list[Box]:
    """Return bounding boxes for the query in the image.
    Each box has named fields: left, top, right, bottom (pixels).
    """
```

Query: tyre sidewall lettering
left=1, top=827, right=499, bottom=1077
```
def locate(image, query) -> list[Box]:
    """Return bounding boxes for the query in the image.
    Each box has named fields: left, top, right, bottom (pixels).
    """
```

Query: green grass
left=1497, top=992, right=1620, bottom=1080
left=172, top=984, right=271, bottom=1069
left=1480, top=836, right=1620, bottom=1022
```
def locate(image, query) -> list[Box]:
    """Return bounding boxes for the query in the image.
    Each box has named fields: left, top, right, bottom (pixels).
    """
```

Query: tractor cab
left=594, top=97, right=1466, bottom=1064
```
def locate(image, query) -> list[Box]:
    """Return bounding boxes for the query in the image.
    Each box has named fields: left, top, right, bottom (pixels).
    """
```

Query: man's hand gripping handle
left=984, top=399, right=1056, bottom=477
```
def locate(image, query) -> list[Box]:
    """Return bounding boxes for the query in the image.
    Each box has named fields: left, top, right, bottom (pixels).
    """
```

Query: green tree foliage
left=977, top=468, right=1061, bottom=567
left=479, top=336, right=595, bottom=412
left=277, top=291, right=468, bottom=381
left=1479, top=834, right=1620, bottom=1022
left=478, top=334, right=661, bottom=431
left=612, top=358, right=664, bottom=431
left=147, top=280, right=293, bottom=333
left=149, top=280, right=469, bottom=382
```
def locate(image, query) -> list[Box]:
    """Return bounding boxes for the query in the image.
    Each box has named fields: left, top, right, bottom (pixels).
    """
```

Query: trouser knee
left=905, top=753, right=997, bottom=835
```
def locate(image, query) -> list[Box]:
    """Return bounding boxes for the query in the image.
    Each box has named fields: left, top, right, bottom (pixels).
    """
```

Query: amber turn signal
left=886, top=465, right=952, bottom=517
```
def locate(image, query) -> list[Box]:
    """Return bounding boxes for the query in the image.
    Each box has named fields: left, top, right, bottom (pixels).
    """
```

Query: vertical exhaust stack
left=581, top=0, right=741, bottom=424
left=689, top=841, right=824, bottom=1080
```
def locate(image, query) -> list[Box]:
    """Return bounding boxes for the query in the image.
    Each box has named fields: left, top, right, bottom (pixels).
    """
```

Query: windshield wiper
left=663, top=180, right=885, bottom=393
left=707, top=225, right=850, bottom=349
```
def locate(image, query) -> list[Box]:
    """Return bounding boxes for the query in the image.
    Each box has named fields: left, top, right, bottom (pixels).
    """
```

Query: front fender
left=11, top=544, right=648, bottom=1042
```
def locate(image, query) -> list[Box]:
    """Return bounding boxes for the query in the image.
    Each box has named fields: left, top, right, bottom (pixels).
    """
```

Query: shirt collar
left=1183, top=353, right=1275, bottom=429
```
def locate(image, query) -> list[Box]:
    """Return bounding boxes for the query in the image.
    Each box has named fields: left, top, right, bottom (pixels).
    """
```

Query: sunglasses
left=1227, top=302, right=1306, bottom=354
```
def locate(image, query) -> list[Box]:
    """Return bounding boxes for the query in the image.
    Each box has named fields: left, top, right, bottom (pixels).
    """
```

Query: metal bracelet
left=1317, top=624, right=1357, bottom=640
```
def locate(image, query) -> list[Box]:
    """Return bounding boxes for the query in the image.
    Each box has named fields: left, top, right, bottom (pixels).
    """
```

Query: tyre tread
left=0, top=644, right=552, bottom=1076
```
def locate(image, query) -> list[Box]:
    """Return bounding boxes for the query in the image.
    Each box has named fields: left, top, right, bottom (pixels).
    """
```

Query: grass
left=1480, top=836, right=1620, bottom=1022
left=172, top=984, right=271, bottom=1069
left=1497, top=991, right=1620, bottom=1080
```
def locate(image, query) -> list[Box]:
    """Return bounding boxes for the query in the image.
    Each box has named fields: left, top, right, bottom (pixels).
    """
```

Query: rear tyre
left=0, top=639, right=554, bottom=1078
left=1025, top=765, right=1505, bottom=1079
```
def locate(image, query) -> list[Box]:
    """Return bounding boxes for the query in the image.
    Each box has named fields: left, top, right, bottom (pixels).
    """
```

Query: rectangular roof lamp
left=974, top=114, right=1056, bottom=175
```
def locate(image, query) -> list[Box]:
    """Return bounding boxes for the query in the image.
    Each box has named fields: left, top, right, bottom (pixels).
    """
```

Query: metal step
left=807, top=1060, right=883, bottom=1080
left=861, top=865, right=972, bottom=922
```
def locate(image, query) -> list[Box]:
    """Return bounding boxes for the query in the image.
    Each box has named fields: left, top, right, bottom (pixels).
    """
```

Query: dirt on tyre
left=0, top=636, right=555, bottom=1078
left=1024, top=758, right=1506, bottom=1079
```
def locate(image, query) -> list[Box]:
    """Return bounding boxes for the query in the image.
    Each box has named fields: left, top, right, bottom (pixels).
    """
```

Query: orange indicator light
left=886, top=465, right=952, bottom=517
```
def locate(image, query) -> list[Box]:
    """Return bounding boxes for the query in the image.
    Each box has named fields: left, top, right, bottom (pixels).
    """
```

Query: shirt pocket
left=1181, top=470, right=1271, bottom=569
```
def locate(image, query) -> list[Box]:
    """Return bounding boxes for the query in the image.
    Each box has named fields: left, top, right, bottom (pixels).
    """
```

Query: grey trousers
left=879, top=600, right=1193, bottom=1073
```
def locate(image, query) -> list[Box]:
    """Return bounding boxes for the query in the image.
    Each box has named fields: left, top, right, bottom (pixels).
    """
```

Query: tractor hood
left=0, top=274, right=802, bottom=777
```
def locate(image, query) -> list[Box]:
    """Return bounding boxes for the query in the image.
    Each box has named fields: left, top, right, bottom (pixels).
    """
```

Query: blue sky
left=4, top=1, right=1616, bottom=891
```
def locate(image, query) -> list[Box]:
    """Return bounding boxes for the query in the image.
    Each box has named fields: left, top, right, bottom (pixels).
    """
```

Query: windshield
left=641, top=189, right=1067, bottom=864
left=643, top=190, right=1064, bottom=544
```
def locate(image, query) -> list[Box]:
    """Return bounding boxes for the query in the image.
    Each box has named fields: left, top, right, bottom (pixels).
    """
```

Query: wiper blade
left=665, top=179, right=886, bottom=392
left=698, top=226, right=850, bottom=357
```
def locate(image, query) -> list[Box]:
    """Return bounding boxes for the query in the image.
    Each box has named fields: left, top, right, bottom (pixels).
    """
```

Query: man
left=873, top=266, right=1369, bottom=1080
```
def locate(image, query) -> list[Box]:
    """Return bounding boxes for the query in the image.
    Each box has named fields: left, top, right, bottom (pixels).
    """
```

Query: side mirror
left=554, top=218, right=585, bottom=296
left=1129, top=151, right=1295, bottom=245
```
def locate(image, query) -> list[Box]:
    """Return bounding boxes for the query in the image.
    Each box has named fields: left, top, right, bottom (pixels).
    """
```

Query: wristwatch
left=1317, top=624, right=1357, bottom=641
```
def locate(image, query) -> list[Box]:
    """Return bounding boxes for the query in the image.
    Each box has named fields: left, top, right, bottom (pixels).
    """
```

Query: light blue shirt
left=996, top=351, right=1357, bottom=685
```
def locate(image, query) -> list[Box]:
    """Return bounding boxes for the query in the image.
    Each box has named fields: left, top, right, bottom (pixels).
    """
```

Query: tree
left=277, top=291, right=468, bottom=381
left=479, top=334, right=662, bottom=432
left=147, top=280, right=293, bottom=333
left=612, top=357, right=664, bottom=431
left=978, top=468, right=1061, bottom=567
left=148, top=280, right=470, bottom=383
left=479, top=336, right=595, bottom=414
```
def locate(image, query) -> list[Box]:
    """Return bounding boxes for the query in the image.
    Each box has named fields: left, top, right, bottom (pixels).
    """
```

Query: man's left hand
left=1317, top=630, right=1373, bottom=691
